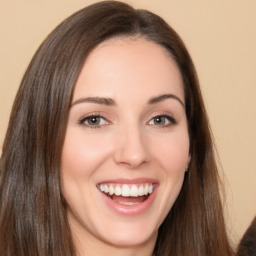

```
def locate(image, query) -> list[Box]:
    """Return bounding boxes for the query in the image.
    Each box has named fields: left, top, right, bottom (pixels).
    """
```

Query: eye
left=148, top=115, right=177, bottom=127
left=79, top=115, right=109, bottom=128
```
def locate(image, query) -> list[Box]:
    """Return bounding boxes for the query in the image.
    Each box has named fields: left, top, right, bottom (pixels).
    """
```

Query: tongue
left=111, top=195, right=146, bottom=205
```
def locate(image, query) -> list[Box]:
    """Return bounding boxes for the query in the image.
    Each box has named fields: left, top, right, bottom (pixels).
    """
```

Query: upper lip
left=97, top=178, right=158, bottom=186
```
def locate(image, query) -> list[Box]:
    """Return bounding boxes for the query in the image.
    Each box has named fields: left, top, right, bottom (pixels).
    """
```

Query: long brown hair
left=0, top=1, right=233, bottom=255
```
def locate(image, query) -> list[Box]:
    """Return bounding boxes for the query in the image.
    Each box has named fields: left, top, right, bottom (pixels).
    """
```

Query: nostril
left=113, top=143, right=150, bottom=168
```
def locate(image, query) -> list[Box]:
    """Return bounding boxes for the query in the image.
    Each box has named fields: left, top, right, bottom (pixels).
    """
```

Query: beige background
left=0, top=0, right=255, bottom=247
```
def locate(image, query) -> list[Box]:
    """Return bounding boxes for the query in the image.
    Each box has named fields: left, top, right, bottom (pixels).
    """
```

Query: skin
left=61, top=37, right=190, bottom=256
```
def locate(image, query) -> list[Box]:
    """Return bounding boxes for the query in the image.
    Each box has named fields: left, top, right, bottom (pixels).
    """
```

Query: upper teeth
left=99, top=184, right=154, bottom=197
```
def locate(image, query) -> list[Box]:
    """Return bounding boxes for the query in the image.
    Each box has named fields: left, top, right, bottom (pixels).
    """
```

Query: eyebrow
left=71, top=97, right=116, bottom=107
left=71, top=94, right=184, bottom=108
left=148, top=94, right=185, bottom=107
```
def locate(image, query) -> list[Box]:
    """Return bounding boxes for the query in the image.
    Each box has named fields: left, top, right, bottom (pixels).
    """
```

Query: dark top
left=236, top=217, right=256, bottom=256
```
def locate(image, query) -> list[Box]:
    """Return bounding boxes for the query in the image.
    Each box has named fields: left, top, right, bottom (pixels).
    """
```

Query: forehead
left=74, top=37, right=184, bottom=103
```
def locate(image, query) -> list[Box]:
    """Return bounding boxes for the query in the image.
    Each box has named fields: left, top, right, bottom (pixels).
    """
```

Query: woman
left=0, top=1, right=234, bottom=255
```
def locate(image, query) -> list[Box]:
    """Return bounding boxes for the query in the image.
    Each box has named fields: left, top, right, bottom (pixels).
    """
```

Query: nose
left=113, top=125, right=151, bottom=169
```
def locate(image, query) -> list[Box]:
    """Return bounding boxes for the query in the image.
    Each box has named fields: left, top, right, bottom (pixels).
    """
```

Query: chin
left=94, top=220, right=159, bottom=248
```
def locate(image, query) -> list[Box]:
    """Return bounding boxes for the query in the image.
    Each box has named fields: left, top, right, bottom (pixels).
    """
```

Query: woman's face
left=61, top=37, right=190, bottom=252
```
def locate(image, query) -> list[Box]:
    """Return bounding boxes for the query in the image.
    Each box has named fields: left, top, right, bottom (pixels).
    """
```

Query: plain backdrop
left=0, top=0, right=255, bottom=247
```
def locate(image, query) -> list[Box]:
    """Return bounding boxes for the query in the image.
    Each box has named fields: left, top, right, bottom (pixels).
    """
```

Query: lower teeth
left=114, top=201, right=140, bottom=206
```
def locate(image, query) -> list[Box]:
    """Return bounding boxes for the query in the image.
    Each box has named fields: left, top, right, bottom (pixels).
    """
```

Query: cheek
left=148, top=131, right=190, bottom=225
left=60, top=129, right=113, bottom=212
left=61, top=129, right=111, bottom=178
left=153, top=131, right=190, bottom=173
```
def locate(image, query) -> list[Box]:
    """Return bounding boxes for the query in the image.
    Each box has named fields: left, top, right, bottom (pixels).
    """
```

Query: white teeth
left=104, top=184, right=109, bottom=193
left=130, top=185, right=138, bottom=197
left=148, top=184, right=153, bottom=194
left=122, top=185, right=130, bottom=197
left=144, top=184, right=149, bottom=194
left=138, top=185, right=144, bottom=196
left=115, top=186, right=122, bottom=196
left=100, top=184, right=105, bottom=192
left=109, top=185, right=115, bottom=195
left=98, top=183, right=155, bottom=197
left=117, top=201, right=140, bottom=206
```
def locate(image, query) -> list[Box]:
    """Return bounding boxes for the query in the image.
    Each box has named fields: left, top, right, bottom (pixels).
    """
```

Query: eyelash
left=147, top=114, right=177, bottom=127
left=79, top=114, right=109, bottom=129
left=78, top=114, right=177, bottom=129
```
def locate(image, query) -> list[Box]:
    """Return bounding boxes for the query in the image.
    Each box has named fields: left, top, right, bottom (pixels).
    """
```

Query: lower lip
left=98, top=186, right=158, bottom=216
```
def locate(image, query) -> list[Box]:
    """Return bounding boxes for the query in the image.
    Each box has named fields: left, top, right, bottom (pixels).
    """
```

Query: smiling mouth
left=97, top=183, right=155, bottom=206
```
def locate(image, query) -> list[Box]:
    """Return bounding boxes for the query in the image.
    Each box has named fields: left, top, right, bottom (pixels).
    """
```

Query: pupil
left=155, top=117, right=164, bottom=124
left=89, top=117, right=99, bottom=124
